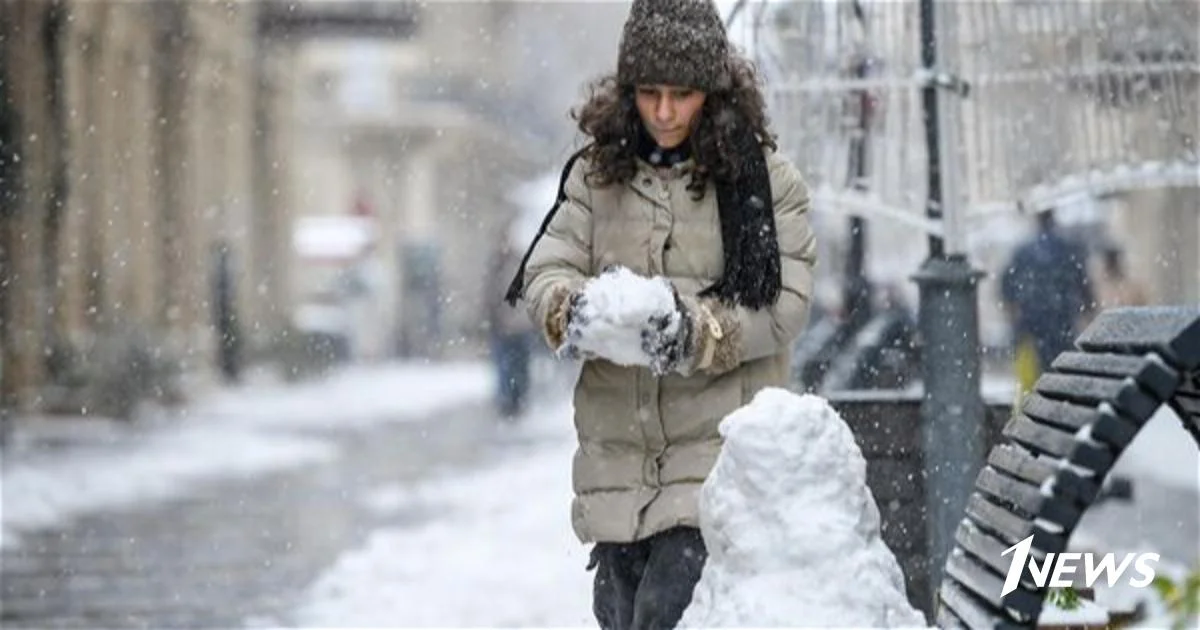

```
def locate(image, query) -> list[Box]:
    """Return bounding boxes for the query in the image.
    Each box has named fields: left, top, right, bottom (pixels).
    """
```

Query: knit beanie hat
left=616, top=0, right=731, bottom=92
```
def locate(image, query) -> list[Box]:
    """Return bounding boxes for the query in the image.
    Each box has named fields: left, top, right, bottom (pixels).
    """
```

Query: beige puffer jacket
left=523, top=149, right=817, bottom=543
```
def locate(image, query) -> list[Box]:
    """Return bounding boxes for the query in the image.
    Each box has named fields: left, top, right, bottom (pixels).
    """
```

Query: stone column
left=124, top=6, right=160, bottom=327
left=156, top=2, right=198, bottom=363
left=56, top=2, right=92, bottom=349
left=98, top=5, right=132, bottom=328
left=253, top=43, right=298, bottom=340
left=1, top=1, right=52, bottom=412
left=223, top=4, right=260, bottom=354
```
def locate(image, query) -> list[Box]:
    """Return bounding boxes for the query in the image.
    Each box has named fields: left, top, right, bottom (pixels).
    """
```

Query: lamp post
left=912, top=0, right=987, bottom=604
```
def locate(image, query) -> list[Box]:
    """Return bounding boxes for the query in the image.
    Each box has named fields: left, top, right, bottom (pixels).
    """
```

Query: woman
left=508, top=0, right=817, bottom=627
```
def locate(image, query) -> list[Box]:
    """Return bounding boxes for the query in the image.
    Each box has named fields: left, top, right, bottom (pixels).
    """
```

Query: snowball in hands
left=680, top=388, right=928, bottom=628
left=563, top=266, right=678, bottom=367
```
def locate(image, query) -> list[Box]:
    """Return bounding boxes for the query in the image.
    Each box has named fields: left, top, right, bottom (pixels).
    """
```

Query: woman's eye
left=672, top=89, right=694, bottom=99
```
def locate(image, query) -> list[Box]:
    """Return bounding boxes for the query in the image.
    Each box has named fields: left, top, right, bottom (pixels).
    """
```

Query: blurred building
left=266, top=1, right=628, bottom=360
left=1, top=1, right=276, bottom=417
left=0, top=0, right=649, bottom=419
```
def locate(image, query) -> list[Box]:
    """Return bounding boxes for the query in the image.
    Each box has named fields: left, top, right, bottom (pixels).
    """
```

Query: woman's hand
left=640, top=289, right=694, bottom=375
left=547, top=267, right=740, bottom=375
left=546, top=285, right=591, bottom=358
left=552, top=266, right=676, bottom=368
left=558, top=290, right=602, bottom=361
left=641, top=288, right=739, bottom=376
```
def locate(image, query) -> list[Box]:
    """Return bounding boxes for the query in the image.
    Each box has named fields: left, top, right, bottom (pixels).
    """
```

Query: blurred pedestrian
left=1094, top=245, right=1149, bottom=309
left=486, top=235, right=536, bottom=419
left=504, top=0, right=817, bottom=627
left=211, top=241, right=242, bottom=384
left=1000, top=208, right=1095, bottom=390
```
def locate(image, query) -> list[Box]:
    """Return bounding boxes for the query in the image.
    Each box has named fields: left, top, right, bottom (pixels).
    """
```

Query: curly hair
left=571, top=53, right=777, bottom=199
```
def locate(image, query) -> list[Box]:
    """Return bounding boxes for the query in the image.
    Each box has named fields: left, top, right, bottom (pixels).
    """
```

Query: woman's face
left=634, top=84, right=707, bottom=149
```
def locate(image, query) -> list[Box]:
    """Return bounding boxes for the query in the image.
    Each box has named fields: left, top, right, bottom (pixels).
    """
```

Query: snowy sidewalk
left=2, top=360, right=571, bottom=629
left=0, top=361, right=492, bottom=551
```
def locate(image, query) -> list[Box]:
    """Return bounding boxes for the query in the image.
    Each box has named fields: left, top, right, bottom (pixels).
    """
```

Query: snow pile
left=565, top=266, right=677, bottom=367
left=681, top=388, right=928, bottom=628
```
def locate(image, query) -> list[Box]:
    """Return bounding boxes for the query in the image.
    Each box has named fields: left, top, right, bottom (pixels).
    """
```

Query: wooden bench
left=935, top=306, right=1200, bottom=629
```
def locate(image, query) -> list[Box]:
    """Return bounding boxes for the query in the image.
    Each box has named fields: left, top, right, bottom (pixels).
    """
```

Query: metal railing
left=734, top=0, right=1199, bottom=252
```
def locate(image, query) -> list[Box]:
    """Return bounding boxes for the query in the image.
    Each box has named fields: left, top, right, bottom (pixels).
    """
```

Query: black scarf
left=635, top=124, right=780, bottom=309
left=504, top=120, right=781, bottom=310
left=636, top=126, right=693, bottom=167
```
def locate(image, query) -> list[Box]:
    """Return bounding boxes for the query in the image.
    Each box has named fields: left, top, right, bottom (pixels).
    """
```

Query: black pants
left=590, top=526, right=707, bottom=630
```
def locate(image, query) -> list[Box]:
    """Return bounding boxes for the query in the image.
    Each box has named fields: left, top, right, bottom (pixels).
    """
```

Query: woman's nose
left=656, top=96, right=674, bottom=122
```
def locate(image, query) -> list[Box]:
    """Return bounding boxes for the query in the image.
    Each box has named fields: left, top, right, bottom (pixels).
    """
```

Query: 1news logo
left=1001, top=535, right=1160, bottom=597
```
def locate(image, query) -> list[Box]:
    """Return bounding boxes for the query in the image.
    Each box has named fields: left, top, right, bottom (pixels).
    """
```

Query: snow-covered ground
left=2, top=356, right=1193, bottom=627
left=290, top=389, right=1197, bottom=629
left=290, top=397, right=593, bottom=627
left=1107, top=406, right=1199, bottom=492
left=189, top=362, right=492, bottom=431
left=0, top=362, right=492, bottom=551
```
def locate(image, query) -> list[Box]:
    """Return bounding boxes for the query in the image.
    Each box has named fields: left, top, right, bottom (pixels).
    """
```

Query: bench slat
left=1004, top=415, right=1115, bottom=475
left=987, top=444, right=1055, bottom=486
left=986, top=444, right=1098, bottom=504
left=976, top=467, right=1083, bottom=531
left=1022, top=394, right=1140, bottom=449
left=1035, top=373, right=1160, bottom=423
left=1051, top=352, right=1182, bottom=400
left=965, top=494, right=1030, bottom=545
left=976, top=466, right=1042, bottom=517
left=1036, top=373, right=1123, bottom=403
left=1075, top=307, right=1200, bottom=371
left=1043, top=373, right=1161, bottom=425
left=955, top=520, right=1020, bottom=577
left=1003, top=415, right=1074, bottom=458
left=939, top=579, right=1029, bottom=630
left=965, top=494, right=1066, bottom=554
left=1051, top=351, right=1145, bottom=378
left=1022, top=394, right=1095, bottom=431
left=939, top=581, right=1002, bottom=630
left=946, top=552, right=1042, bottom=618
left=934, top=602, right=970, bottom=630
